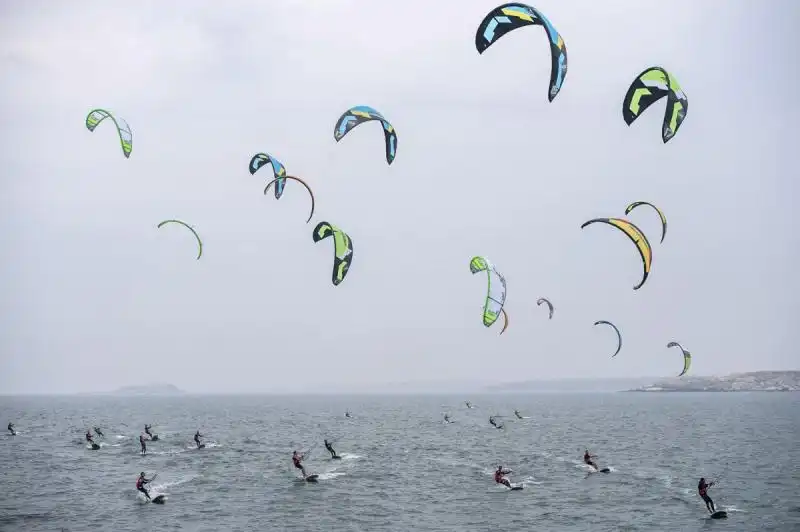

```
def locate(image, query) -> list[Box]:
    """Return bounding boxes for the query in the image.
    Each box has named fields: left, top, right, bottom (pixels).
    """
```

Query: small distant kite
left=667, top=341, right=691, bottom=377
left=624, top=201, right=667, bottom=244
left=263, top=176, right=316, bottom=223
left=157, top=220, right=202, bottom=260
left=475, top=3, right=568, bottom=102
left=580, top=217, right=653, bottom=290
left=622, top=66, right=688, bottom=143
left=333, top=105, right=397, bottom=164
left=536, top=297, right=554, bottom=319
left=85, top=109, right=132, bottom=158
left=312, top=222, right=353, bottom=286
left=249, top=153, right=287, bottom=199
left=594, top=320, right=622, bottom=358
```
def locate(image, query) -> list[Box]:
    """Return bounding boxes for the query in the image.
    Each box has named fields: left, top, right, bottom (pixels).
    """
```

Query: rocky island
left=626, top=371, right=800, bottom=392
left=108, top=383, right=186, bottom=396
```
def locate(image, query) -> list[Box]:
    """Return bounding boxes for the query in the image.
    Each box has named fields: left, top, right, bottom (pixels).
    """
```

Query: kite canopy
left=667, top=342, right=692, bottom=377
left=594, top=320, right=622, bottom=358
left=157, top=220, right=202, bottom=260
left=469, top=256, right=507, bottom=328
left=475, top=3, right=568, bottom=102
left=333, top=105, right=397, bottom=165
left=249, top=153, right=287, bottom=199
left=85, top=109, right=132, bottom=158
left=312, top=221, right=353, bottom=286
left=625, top=201, right=667, bottom=244
left=263, top=175, right=316, bottom=223
left=581, top=217, right=653, bottom=290
left=536, top=297, right=554, bottom=319
left=622, top=66, right=688, bottom=143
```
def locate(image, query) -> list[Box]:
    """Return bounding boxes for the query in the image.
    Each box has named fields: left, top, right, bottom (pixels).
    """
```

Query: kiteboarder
left=136, top=472, right=153, bottom=501
left=94, top=427, right=104, bottom=438
left=514, top=410, right=523, bottom=419
left=584, top=450, right=599, bottom=471
left=292, top=450, right=307, bottom=477
left=7, top=422, right=14, bottom=435
left=344, top=411, right=352, bottom=418
left=194, top=430, right=203, bottom=448
left=144, top=424, right=153, bottom=439
left=494, top=466, right=512, bottom=488
left=139, top=434, right=147, bottom=455
left=465, top=401, right=472, bottom=409
left=85, top=429, right=95, bottom=444
left=443, top=414, right=451, bottom=423
left=489, top=416, right=503, bottom=429
left=698, top=478, right=716, bottom=514
left=324, top=439, right=338, bottom=458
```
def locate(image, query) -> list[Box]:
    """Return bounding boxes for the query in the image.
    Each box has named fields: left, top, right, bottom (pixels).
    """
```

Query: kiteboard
left=197, top=444, right=205, bottom=449
left=150, top=435, right=159, bottom=441
left=151, top=495, right=166, bottom=504
left=90, top=443, right=100, bottom=450
left=304, top=474, right=319, bottom=482
left=509, top=485, right=524, bottom=491
left=710, top=511, right=727, bottom=519
left=599, top=468, right=611, bottom=473
left=331, top=455, right=342, bottom=460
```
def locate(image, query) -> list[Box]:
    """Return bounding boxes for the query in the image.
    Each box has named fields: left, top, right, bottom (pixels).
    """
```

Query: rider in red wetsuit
left=698, top=478, right=716, bottom=513
left=583, top=450, right=598, bottom=471
left=494, top=466, right=512, bottom=488
left=136, top=472, right=152, bottom=501
left=292, top=451, right=307, bottom=477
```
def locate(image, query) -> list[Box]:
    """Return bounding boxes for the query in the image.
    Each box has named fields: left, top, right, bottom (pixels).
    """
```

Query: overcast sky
left=1, top=0, right=798, bottom=394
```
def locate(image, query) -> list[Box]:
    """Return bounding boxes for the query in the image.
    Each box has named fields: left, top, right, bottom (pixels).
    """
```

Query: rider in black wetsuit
left=698, top=478, right=716, bottom=513
left=7, top=422, right=14, bottom=435
left=144, top=425, right=153, bottom=439
left=194, top=430, right=203, bottom=448
left=136, top=472, right=153, bottom=500
left=583, top=450, right=598, bottom=471
left=324, top=439, right=338, bottom=458
left=94, top=427, right=104, bottom=438
left=292, top=450, right=307, bottom=477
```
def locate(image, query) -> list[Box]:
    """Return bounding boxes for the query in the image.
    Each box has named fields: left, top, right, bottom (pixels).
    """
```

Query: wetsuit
left=94, top=427, right=104, bottom=438
left=139, top=434, right=147, bottom=455
left=194, top=431, right=203, bottom=448
left=86, top=431, right=95, bottom=445
left=494, top=468, right=511, bottom=488
left=292, top=452, right=307, bottom=477
left=698, top=479, right=715, bottom=513
left=136, top=474, right=151, bottom=500
left=444, top=415, right=450, bottom=423
left=144, top=425, right=153, bottom=438
left=7, top=423, right=14, bottom=435
left=584, top=452, right=598, bottom=471
left=514, top=410, right=522, bottom=419
left=324, top=440, right=337, bottom=458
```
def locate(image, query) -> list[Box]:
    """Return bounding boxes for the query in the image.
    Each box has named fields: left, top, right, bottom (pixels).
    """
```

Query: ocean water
left=1, top=392, right=798, bottom=532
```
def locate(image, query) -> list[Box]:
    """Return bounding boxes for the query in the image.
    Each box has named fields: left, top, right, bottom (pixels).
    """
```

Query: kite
left=249, top=153, right=287, bottom=199
left=667, top=341, right=692, bottom=377
left=536, top=297, right=554, bottom=319
left=469, top=256, right=507, bottom=328
left=580, top=217, right=653, bottom=290
left=157, top=220, right=202, bottom=260
left=594, top=320, right=622, bottom=358
left=85, top=109, right=132, bottom=158
left=499, top=308, right=509, bottom=335
left=624, top=201, right=667, bottom=244
left=622, top=66, right=688, bottom=143
left=333, top=105, right=397, bottom=164
left=263, top=176, right=316, bottom=223
left=312, top=221, right=353, bottom=286
left=475, top=3, right=568, bottom=102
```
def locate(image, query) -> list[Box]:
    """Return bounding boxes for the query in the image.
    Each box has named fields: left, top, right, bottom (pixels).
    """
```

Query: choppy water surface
left=1, top=392, right=798, bottom=531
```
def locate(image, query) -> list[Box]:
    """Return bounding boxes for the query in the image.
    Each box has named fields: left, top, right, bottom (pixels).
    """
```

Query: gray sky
left=1, top=0, right=798, bottom=394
